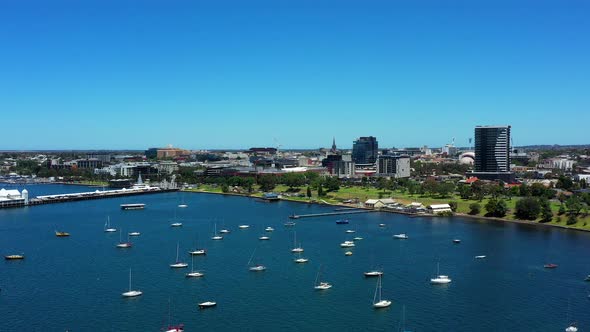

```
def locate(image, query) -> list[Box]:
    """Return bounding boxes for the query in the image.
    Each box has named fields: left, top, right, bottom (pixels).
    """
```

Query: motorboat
left=219, top=229, right=230, bottom=234
left=475, top=255, right=486, bottom=259
left=336, top=219, right=349, bottom=225
left=164, top=325, right=184, bottom=332
left=544, top=263, right=558, bottom=269
left=345, top=251, right=353, bottom=256
left=259, top=236, right=270, bottom=240
left=128, top=232, right=141, bottom=236
left=379, top=223, right=386, bottom=227
left=314, top=282, right=332, bottom=290
left=198, top=301, right=217, bottom=309
left=188, top=249, right=206, bottom=255
left=55, top=230, right=70, bottom=237
left=353, top=237, right=363, bottom=241
left=265, top=227, right=274, bottom=232
left=120, top=203, right=145, bottom=210
left=178, top=204, right=188, bottom=208
left=340, top=241, right=355, bottom=248
left=393, top=234, right=408, bottom=239
left=372, top=275, right=392, bottom=308
left=364, top=271, right=383, bottom=277
left=430, top=263, right=451, bottom=284
left=284, top=221, right=296, bottom=226
left=585, top=275, right=590, bottom=281
left=4, top=254, right=24, bottom=260
left=238, top=225, right=250, bottom=229
left=170, top=222, right=183, bottom=227
left=122, top=268, right=142, bottom=298
left=566, top=324, right=578, bottom=332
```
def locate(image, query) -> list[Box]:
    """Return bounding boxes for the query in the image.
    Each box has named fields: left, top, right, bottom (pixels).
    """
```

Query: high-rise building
left=470, top=125, right=515, bottom=182
left=352, top=136, right=378, bottom=164
left=377, top=155, right=410, bottom=178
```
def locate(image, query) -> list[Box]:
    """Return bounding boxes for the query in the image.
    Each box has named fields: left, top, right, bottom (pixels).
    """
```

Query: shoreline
left=183, top=188, right=590, bottom=233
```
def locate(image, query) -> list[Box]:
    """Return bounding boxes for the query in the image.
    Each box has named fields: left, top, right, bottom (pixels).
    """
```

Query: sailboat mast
left=129, top=268, right=132, bottom=291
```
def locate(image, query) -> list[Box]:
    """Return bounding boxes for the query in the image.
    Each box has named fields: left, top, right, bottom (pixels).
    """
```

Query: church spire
left=331, top=137, right=337, bottom=153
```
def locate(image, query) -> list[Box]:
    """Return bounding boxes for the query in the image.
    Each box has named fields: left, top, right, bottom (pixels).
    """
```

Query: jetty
left=28, top=187, right=176, bottom=207
left=289, top=209, right=378, bottom=219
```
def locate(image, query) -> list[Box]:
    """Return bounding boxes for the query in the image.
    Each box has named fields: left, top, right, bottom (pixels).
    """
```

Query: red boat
left=544, top=263, right=558, bottom=269
left=163, top=324, right=184, bottom=332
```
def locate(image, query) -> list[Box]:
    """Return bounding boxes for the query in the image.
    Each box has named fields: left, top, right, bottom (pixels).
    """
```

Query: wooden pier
left=26, top=188, right=178, bottom=207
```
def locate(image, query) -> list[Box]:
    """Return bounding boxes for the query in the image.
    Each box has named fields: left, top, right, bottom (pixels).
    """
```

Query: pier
left=289, top=209, right=378, bottom=219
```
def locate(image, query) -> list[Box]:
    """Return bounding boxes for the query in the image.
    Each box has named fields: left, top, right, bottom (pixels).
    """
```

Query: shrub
left=514, top=197, right=541, bottom=220
left=468, top=203, right=481, bottom=215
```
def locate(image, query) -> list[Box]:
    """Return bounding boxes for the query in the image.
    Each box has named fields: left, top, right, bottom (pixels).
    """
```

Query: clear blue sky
left=1, top=0, right=588, bottom=150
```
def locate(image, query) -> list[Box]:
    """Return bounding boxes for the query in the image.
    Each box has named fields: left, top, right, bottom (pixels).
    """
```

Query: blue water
left=1, top=185, right=590, bottom=331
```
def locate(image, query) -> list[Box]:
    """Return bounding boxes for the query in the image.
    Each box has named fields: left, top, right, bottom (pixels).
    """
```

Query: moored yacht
left=122, top=268, right=142, bottom=298
left=265, top=226, right=274, bottom=232
left=340, top=241, right=355, bottom=248
left=198, top=301, right=217, bottom=309
left=170, top=243, right=188, bottom=268
left=364, top=271, right=383, bottom=277
left=393, top=233, right=409, bottom=239
left=372, top=275, right=392, bottom=308
left=430, top=263, right=451, bottom=284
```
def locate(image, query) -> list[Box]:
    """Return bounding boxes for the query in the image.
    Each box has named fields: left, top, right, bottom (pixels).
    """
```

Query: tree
left=566, top=213, right=577, bottom=225
left=519, top=182, right=530, bottom=196
left=514, top=197, right=541, bottom=220
left=437, top=182, right=455, bottom=198
left=324, top=176, right=340, bottom=192
left=421, top=178, right=439, bottom=197
left=306, top=186, right=312, bottom=199
left=539, top=198, right=553, bottom=223
left=257, top=175, right=277, bottom=192
left=565, top=196, right=583, bottom=216
left=558, top=204, right=566, bottom=215
left=485, top=198, right=508, bottom=218
left=317, top=185, right=324, bottom=197
left=221, top=182, right=229, bottom=193
left=448, top=201, right=458, bottom=212
left=469, top=202, right=481, bottom=215
left=471, top=181, right=485, bottom=201
left=557, top=175, right=574, bottom=191
left=458, top=185, right=471, bottom=199
left=282, top=173, right=306, bottom=189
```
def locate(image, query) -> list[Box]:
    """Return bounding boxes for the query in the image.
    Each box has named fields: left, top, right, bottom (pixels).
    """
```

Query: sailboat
left=211, top=223, right=223, bottom=240
left=294, top=252, right=309, bottom=263
left=122, top=268, right=143, bottom=297
left=185, top=255, right=204, bottom=278
left=170, top=242, right=188, bottom=268
left=188, top=234, right=206, bottom=255
left=372, top=275, right=392, bottom=308
left=314, top=265, right=332, bottom=290
left=430, top=262, right=451, bottom=284
left=104, top=216, right=117, bottom=232
left=399, top=305, right=412, bottom=332
left=248, top=247, right=266, bottom=271
left=178, top=196, right=188, bottom=208
left=116, top=229, right=132, bottom=248
left=364, top=270, right=384, bottom=277
left=163, top=299, right=184, bottom=332
left=170, top=209, right=182, bottom=227
left=259, top=235, right=270, bottom=240
left=291, top=231, right=304, bottom=253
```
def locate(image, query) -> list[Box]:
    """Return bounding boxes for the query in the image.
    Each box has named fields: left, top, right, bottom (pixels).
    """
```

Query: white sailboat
left=116, top=229, right=132, bottom=248
left=104, top=216, right=117, bottom=232
left=185, top=255, right=204, bottom=278
left=259, top=235, right=270, bottom=240
left=170, top=242, right=188, bottom=268
left=265, top=226, right=274, bottom=232
left=188, top=234, right=206, bottom=255
left=128, top=231, right=141, bottom=236
left=294, top=252, right=309, bottom=263
left=430, top=262, right=451, bottom=284
left=170, top=209, right=182, bottom=227
left=314, top=265, right=332, bottom=290
left=372, top=275, right=392, bottom=308
left=340, top=240, right=355, bottom=248
left=238, top=224, right=250, bottom=229
left=393, top=233, right=409, bottom=239
left=211, top=223, right=223, bottom=240
left=291, top=231, right=304, bottom=253
left=178, top=196, right=188, bottom=208
left=364, top=270, right=383, bottom=277
left=122, top=268, right=143, bottom=297
left=248, top=247, right=266, bottom=271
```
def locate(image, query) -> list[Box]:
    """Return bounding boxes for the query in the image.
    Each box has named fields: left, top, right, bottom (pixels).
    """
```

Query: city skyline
left=1, top=0, right=589, bottom=150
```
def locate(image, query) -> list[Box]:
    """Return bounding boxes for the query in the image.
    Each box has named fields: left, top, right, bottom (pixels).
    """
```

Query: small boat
left=291, top=231, right=304, bottom=253
left=188, top=249, right=206, bottom=255
left=393, top=233, right=408, bottom=239
left=372, top=275, right=392, bottom=308
left=219, top=229, right=230, bottom=234
left=211, top=223, right=223, bottom=240
left=336, top=219, right=349, bottom=225
left=55, top=230, right=70, bottom=237
left=353, top=237, right=363, bottom=241
left=104, top=216, right=117, bottom=232
left=238, top=225, right=250, bottom=229
left=544, top=263, right=558, bottom=269
left=164, top=325, right=184, bottom=332
left=198, top=301, right=217, bottom=309
left=248, top=248, right=266, bottom=271
left=128, top=232, right=141, bottom=236
left=116, top=230, right=132, bottom=248
left=178, top=204, right=188, bottom=208
left=294, top=253, right=309, bottom=263
left=378, top=223, right=386, bottom=227
left=120, top=203, right=145, bottom=210
left=566, top=324, right=578, bottom=332
left=585, top=275, right=590, bottom=282
left=265, top=227, right=274, bottom=232
left=475, top=255, right=486, bottom=259
left=453, top=239, right=461, bottom=244
left=170, top=243, right=188, bottom=268
left=185, top=256, right=204, bottom=278
left=430, top=263, right=451, bottom=284
left=4, top=254, right=24, bottom=260
left=284, top=221, right=296, bottom=226
left=314, top=265, right=332, bottom=290
left=345, top=230, right=356, bottom=233
left=345, top=251, right=353, bottom=256
left=170, top=222, right=183, bottom=227
left=259, top=236, right=270, bottom=241
left=364, top=271, right=384, bottom=277
left=340, top=241, right=355, bottom=248
left=122, top=268, right=142, bottom=298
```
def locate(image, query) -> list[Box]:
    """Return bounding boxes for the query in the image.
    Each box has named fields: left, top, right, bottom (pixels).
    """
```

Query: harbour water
left=2, top=185, right=590, bottom=331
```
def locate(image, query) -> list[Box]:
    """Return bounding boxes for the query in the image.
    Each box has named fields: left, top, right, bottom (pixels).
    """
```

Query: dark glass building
left=352, top=136, right=378, bottom=164
left=470, top=125, right=515, bottom=182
